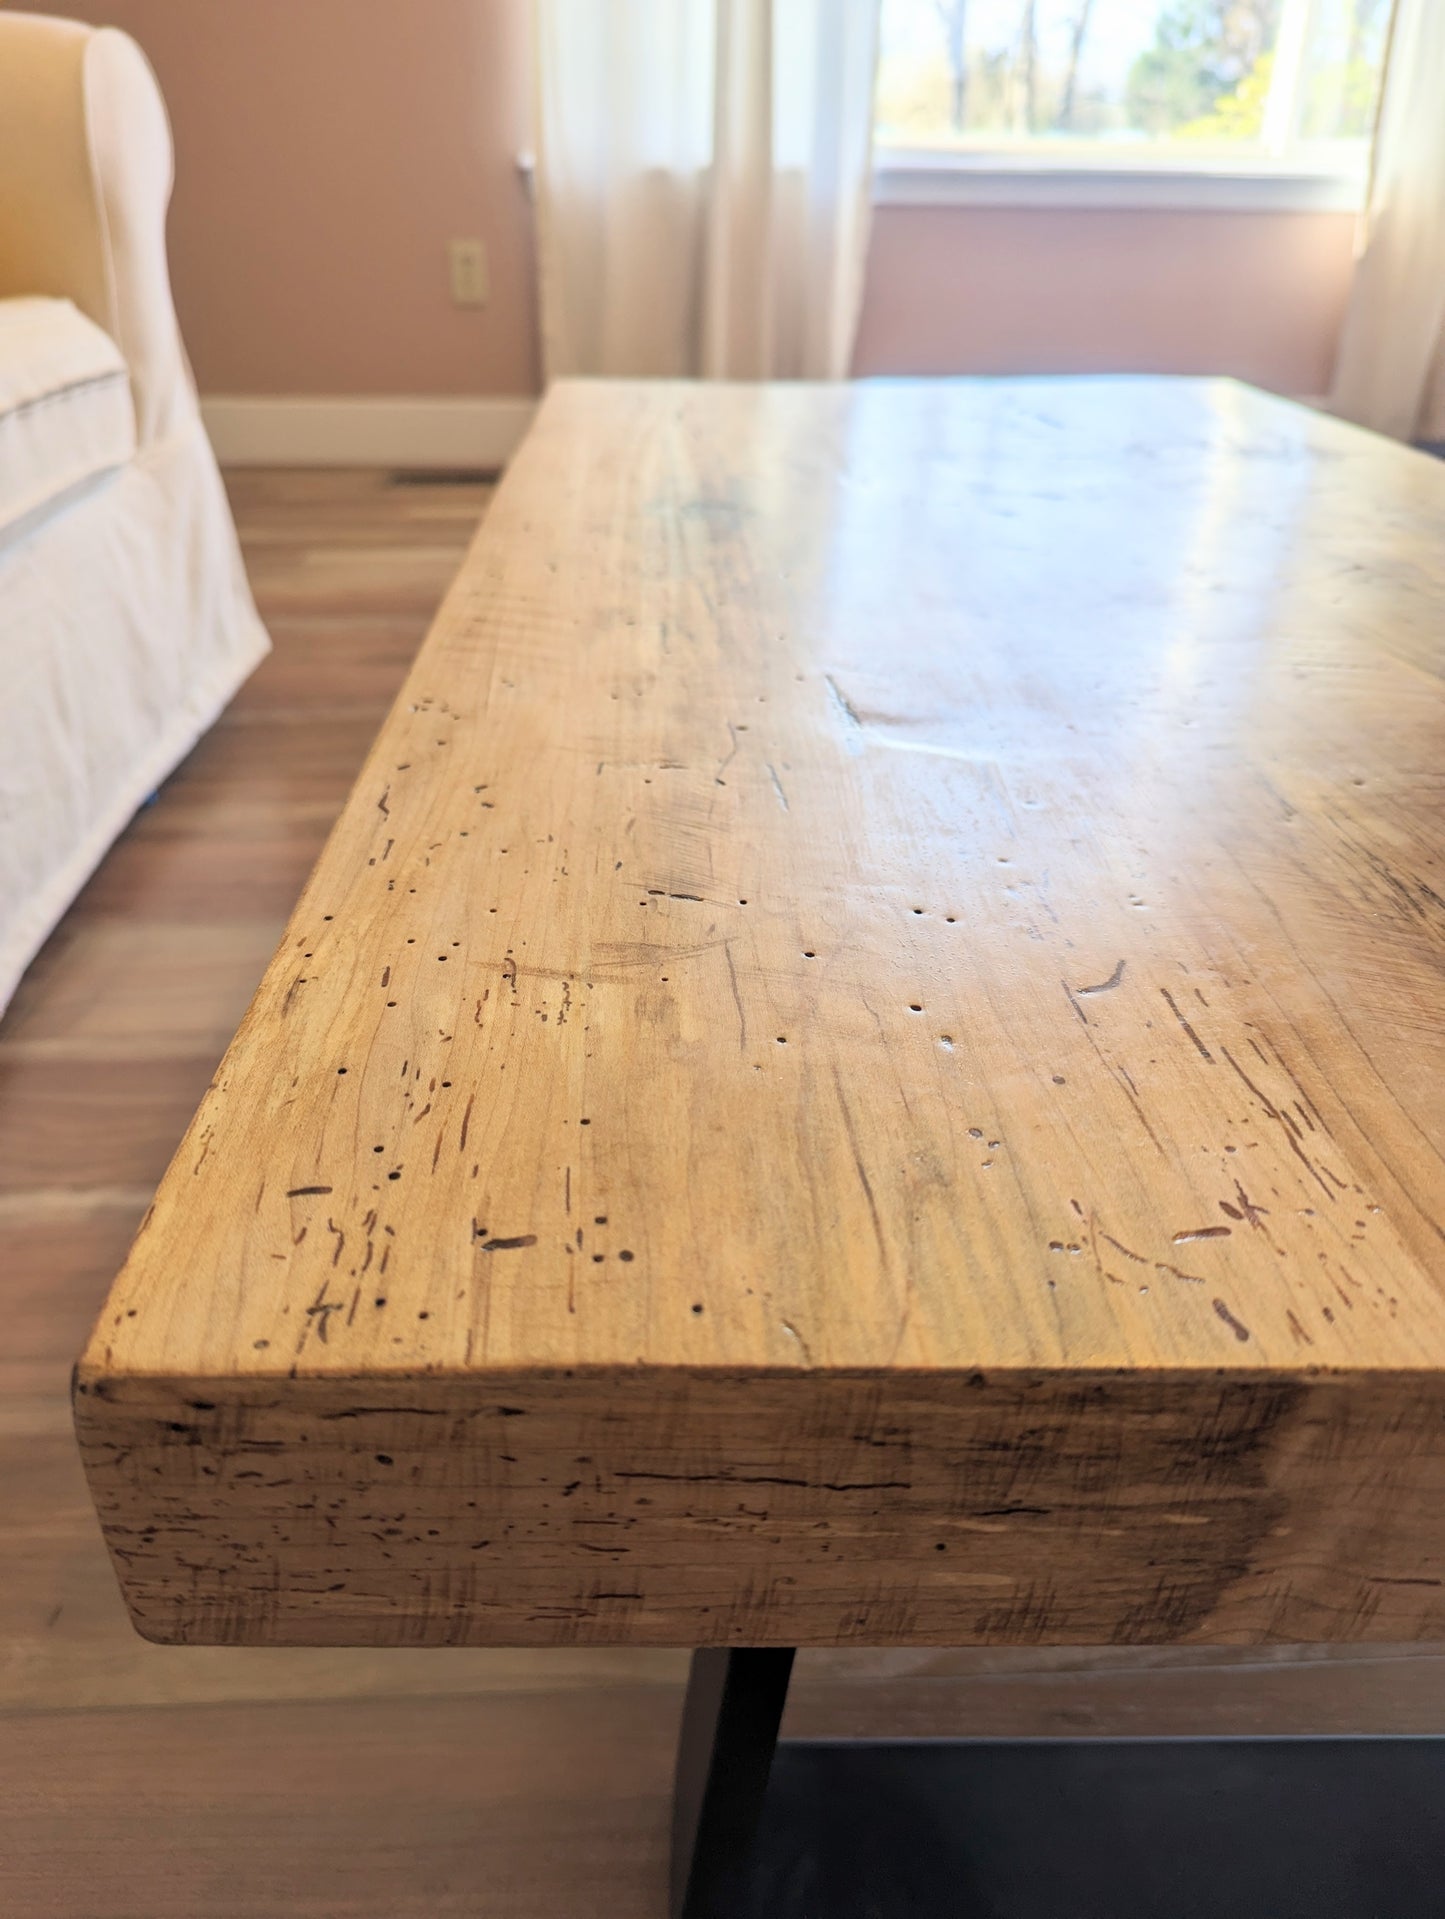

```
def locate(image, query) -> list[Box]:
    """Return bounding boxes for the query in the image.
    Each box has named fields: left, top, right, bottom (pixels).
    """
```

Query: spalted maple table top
left=78, top=378, right=1445, bottom=1649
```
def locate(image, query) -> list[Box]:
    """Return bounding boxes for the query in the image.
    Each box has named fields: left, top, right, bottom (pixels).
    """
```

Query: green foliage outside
left=1176, top=51, right=1274, bottom=141
left=874, top=0, right=1387, bottom=149
left=1125, top=1, right=1280, bottom=139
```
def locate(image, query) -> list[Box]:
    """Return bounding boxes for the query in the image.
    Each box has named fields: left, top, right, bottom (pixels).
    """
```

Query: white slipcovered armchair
left=0, top=12, right=269, bottom=1010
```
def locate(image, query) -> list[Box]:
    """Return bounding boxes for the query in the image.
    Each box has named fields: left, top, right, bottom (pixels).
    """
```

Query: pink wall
left=24, top=0, right=541, bottom=396
left=8, top=1, right=1353, bottom=401
left=856, top=205, right=1356, bottom=396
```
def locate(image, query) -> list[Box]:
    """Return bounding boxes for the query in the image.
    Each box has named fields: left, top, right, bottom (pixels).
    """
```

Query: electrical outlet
left=448, top=239, right=489, bottom=308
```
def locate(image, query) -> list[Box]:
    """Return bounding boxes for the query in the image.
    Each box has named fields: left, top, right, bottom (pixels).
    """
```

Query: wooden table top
left=78, top=378, right=1445, bottom=1651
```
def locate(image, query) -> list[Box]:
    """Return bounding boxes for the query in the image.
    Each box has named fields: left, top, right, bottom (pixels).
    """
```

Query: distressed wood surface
left=76, top=379, right=1445, bottom=1648
left=16, top=466, right=1440, bottom=1919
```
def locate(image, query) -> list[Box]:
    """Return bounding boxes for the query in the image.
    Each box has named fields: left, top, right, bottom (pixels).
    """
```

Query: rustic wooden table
left=76, top=378, right=1445, bottom=1915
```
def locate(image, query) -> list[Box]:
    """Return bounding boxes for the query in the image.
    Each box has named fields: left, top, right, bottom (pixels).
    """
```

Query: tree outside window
left=875, top=0, right=1390, bottom=159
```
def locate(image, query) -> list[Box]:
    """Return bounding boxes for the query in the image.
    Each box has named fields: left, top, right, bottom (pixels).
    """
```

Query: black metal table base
left=671, top=1649, right=1445, bottom=1919
left=671, top=1647, right=795, bottom=1918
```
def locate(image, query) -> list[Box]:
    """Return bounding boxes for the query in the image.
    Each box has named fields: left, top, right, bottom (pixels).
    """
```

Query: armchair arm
left=0, top=12, right=194, bottom=446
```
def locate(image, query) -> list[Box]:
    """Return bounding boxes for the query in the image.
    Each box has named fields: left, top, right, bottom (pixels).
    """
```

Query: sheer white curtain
left=1330, top=0, right=1445, bottom=441
left=532, top=0, right=881, bottom=381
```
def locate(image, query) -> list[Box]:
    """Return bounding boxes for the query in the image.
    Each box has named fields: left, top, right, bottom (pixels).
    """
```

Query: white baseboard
left=200, top=395, right=538, bottom=469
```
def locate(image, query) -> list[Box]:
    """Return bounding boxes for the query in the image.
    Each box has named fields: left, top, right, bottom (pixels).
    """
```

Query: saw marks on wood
left=7, top=459, right=1445, bottom=1916
left=68, top=384, right=1445, bottom=1648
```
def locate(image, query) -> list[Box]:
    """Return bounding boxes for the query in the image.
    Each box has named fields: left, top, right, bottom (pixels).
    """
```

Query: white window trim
left=518, top=146, right=1364, bottom=217
left=871, top=149, right=1367, bottom=214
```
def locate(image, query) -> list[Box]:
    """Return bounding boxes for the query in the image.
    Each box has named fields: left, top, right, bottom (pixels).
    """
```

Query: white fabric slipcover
left=0, top=295, right=134, bottom=540
left=0, top=15, right=269, bottom=1012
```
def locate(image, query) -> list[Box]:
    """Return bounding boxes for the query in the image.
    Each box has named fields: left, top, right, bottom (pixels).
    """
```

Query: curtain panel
left=1330, top=0, right=1445, bottom=443
left=534, top=0, right=881, bottom=382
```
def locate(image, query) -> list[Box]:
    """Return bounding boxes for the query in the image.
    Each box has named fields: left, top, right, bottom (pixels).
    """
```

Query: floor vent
left=386, top=468, right=501, bottom=487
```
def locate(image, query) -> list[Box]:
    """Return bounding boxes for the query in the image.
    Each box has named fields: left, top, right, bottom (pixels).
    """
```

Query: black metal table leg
left=670, top=1647, right=796, bottom=1919
left=671, top=1726, right=1445, bottom=1919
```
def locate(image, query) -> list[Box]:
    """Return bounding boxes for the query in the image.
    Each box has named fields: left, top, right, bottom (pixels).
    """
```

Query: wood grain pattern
left=1, top=463, right=670, bottom=1721
left=76, top=379, right=1445, bottom=1648
left=16, top=465, right=1389, bottom=1919
left=12, top=468, right=1445, bottom=1919
left=0, top=1690, right=676, bottom=1919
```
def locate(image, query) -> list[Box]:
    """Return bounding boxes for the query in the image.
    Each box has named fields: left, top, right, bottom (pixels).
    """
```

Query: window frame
left=871, top=0, right=1377, bottom=215
left=870, top=147, right=1368, bottom=214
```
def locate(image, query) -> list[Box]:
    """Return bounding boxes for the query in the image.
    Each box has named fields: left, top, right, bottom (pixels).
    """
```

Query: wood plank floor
left=4, top=468, right=1444, bottom=1918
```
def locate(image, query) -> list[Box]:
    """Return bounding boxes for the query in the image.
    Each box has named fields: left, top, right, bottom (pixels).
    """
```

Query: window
left=873, top=0, right=1391, bottom=208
